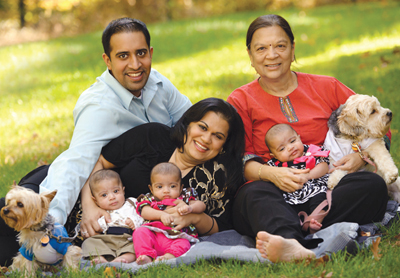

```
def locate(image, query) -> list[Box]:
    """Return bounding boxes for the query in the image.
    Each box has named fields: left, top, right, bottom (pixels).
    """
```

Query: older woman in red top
left=227, top=14, right=388, bottom=262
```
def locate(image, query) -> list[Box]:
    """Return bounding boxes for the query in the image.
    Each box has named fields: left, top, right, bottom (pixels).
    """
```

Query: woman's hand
left=329, top=152, right=365, bottom=174
left=268, top=167, right=310, bottom=193
left=80, top=200, right=111, bottom=238
left=160, top=213, right=175, bottom=227
left=163, top=209, right=194, bottom=231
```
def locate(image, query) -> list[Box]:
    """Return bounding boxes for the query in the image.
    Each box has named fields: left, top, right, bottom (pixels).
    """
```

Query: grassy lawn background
left=1, top=1, right=400, bottom=277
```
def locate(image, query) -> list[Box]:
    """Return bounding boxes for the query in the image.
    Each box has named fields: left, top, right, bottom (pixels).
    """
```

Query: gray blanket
left=80, top=201, right=398, bottom=274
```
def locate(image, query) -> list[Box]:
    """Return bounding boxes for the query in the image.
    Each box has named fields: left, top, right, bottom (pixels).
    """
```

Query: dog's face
left=337, top=94, right=392, bottom=140
left=0, top=184, right=57, bottom=231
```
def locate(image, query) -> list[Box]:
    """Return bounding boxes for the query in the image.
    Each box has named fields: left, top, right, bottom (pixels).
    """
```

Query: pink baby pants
left=133, top=226, right=191, bottom=259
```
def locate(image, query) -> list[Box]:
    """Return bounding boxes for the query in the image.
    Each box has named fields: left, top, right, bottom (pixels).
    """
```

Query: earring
left=219, top=148, right=225, bottom=155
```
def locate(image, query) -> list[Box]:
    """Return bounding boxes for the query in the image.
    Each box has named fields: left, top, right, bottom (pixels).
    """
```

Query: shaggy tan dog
left=324, top=94, right=400, bottom=202
left=0, top=184, right=81, bottom=277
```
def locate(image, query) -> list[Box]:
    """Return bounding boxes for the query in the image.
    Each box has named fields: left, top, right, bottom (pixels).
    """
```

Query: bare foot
left=91, top=256, right=108, bottom=265
left=256, top=231, right=315, bottom=263
left=309, top=219, right=322, bottom=233
left=155, top=253, right=176, bottom=262
left=112, top=253, right=136, bottom=264
left=136, top=255, right=153, bottom=265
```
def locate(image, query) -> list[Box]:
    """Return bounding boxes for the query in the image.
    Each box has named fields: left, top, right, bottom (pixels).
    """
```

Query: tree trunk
left=19, top=0, right=25, bottom=28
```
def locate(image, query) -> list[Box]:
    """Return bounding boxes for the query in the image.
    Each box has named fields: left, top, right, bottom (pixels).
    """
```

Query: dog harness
left=19, top=223, right=72, bottom=265
left=323, top=128, right=378, bottom=169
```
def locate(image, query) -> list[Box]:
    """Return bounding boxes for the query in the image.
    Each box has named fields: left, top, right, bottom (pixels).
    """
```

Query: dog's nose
left=387, top=111, right=392, bottom=119
left=2, top=208, right=9, bottom=215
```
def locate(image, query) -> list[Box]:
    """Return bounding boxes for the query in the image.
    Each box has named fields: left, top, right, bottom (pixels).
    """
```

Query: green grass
left=1, top=0, right=400, bottom=276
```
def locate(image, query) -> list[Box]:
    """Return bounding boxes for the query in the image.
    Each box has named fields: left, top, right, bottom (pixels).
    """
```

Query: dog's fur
left=0, top=184, right=81, bottom=276
left=325, top=94, right=400, bottom=202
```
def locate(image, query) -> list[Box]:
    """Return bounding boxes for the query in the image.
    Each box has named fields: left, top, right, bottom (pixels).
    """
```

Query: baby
left=81, top=169, right=143, bottom=264
left=265, top=124, right=331, bottom=233
left=133, top=162, right=206, bottom=265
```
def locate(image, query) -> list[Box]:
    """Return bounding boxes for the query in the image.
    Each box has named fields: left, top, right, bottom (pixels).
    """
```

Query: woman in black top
left=79, top=98, right=245, bottom=237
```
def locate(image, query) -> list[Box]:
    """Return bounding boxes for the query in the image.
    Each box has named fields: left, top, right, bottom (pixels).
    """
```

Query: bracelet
left=258, top=164, right=266, bottom=181
left=199, top=216, right=215, bottom=236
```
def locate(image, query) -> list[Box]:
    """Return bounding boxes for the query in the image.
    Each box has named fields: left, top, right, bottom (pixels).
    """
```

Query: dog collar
left=351, top=142, right=377, bottom=172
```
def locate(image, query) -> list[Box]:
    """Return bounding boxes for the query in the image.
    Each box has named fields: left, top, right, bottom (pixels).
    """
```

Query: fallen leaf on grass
left=377, top=87, right=384, bottom=93
left=314, top=255, right=330, bottom=267
left=360, top=231, right=371, bottom=237
left=380, top=56, right=390, bottom=67
left=371, top=237, right=382, bottom=261
left=0, top=267, right=9, bottom=277
left=393, top=47, right=400, bottom=55
left=361, top=52, right=370, bottom=58
left=104, top=266, right=120, bottom=278
left=294, top=254, right=329, bottom=267
left=37, top=159, right=48, bottom=166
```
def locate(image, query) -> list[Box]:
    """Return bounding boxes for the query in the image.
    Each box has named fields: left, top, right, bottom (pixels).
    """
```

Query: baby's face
left=269, top=129, right=304, bottom=162
left=92, top=178, right=125, bottom=211
left=150, top=173, right=182, bottom=201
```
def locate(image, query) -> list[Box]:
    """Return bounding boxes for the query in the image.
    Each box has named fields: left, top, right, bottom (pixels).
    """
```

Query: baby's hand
left=160, top=213, right=175, bottom=227
left=178, top=204, right=193, bottom=215
left=125, top=218, right=135, bottom=230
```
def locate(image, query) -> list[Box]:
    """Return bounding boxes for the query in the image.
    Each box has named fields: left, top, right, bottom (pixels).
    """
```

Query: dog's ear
left=11, top=181, right=18, bottom=190
left=328, top=105, right=344, bottom=136
left=337, top=112, right=365, bottom=138
left=41, top=190, right=57, bottom=207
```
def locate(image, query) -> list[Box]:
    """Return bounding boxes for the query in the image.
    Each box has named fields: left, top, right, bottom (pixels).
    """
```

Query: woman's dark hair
left=246, top=14, right=295, bottom=50
left=102, top=17, right=151, bottom=59
left=171, top=98, right=245, bottom=192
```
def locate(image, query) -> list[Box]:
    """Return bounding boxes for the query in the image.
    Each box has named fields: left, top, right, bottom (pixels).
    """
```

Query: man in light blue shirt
left=44, top=18, right=191, bottom=225
left=0, top=18, right=191, bottom=262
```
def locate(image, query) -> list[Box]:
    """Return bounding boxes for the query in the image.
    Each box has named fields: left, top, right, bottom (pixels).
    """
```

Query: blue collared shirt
left=40, top=68, right=191, bottom=224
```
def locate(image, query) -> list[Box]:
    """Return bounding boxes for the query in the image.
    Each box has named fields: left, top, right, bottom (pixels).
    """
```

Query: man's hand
left=80, top=201, right=111, bottom=238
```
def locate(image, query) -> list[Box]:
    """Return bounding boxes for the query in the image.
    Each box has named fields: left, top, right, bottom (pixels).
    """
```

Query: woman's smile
left=183, top=111, right=229, bottom=164
left=194, top=140, right=208, bottom=152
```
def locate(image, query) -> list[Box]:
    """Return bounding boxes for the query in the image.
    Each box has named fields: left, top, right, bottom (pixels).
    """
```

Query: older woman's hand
left=329, top=152, right=365, bottom=174
left=80, top=200, right=111, bottom=238
left=269, top=167, right=310, bottom=193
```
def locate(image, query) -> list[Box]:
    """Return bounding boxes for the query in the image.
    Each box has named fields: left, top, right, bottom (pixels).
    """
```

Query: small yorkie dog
left=0, top=183, right=82, bottom=276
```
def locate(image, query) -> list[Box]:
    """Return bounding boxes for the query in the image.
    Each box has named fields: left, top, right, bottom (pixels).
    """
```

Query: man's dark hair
left=102, top=17, right=151, bottom=59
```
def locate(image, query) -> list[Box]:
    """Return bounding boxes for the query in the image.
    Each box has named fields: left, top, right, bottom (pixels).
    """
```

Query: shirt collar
left=102, top=68, right=162, bottom=109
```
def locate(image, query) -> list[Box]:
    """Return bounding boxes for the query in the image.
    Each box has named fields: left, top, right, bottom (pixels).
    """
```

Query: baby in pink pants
left=133, top=162, right=206, bottom=265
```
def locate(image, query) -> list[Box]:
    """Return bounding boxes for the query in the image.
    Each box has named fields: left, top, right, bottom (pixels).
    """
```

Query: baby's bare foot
left=91, top=256, right=108, bottom=265
left=155, top=253, right=176, bottom=262
left=309, top=219, right=322, bottom=233
left=112, top=253, right=136, bottom=264
left=136, top=255, right=153, bottom=265
left=256, top=231, right=315, bottom=263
